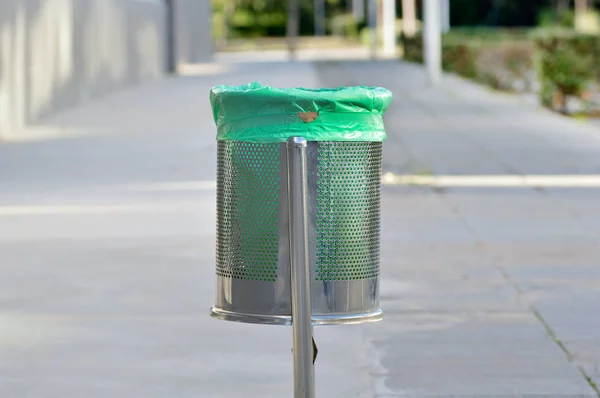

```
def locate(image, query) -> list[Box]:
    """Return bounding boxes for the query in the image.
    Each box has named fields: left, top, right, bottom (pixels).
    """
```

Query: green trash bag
left=210, top=82, right=392, bottom=143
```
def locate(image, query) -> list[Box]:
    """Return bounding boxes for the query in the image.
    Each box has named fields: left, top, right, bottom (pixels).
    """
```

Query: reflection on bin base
left=210, top=307, right=383, bottom=326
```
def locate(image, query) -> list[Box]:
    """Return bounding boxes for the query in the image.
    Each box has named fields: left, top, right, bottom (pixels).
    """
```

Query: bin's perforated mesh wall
left=315, top=142, right=382, bottom=281
left=216, top=141, right=280, bottom=282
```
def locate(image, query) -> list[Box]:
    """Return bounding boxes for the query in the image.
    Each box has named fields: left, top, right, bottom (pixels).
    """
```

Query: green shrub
left=441, top=43, right=478, bottom=79
left=401, top=34, right=480, bottom=79
left=212, top=11, right=227, bottom=42
left=330, top=13, right=360, bottom=38
left=536, top=35, right=599, bottom=111
left=475, top=42, right=535, bottom=91
left=400, top=27, right=600, bottom=115
left=401, top=33, right=424, bottom=63
left=478, top=73, right=503, bottom=90
left=446, top=27, right=531, bottom=43
left=575, top=10, right=600, bottom=34
left=504, top=46, right=534, bottom=77
left=537, top=8, right=575, bottom=28
left=400, top=30, right=534, bottom=89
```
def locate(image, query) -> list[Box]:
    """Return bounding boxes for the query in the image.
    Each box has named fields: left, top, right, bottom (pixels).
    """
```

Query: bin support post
left=286, top=137, right=315, bottom=398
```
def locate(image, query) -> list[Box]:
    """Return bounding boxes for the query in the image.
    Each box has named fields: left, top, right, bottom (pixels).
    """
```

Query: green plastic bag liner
left=210, top=82, right=392, bottom=143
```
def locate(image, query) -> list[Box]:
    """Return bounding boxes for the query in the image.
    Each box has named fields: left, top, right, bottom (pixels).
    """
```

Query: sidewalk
left=319, top=60, right=600, bottom=396
left=0, top=58, right=599, bottom=397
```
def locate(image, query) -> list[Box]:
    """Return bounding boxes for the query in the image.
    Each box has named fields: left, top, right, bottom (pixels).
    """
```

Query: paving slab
left=1, top=57, right=600, bottom=397
left=315, top=60, right=600, bottom=396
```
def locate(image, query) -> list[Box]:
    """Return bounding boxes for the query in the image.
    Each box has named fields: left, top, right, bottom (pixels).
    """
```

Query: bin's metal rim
left=210, top=307, right=383, bottom=326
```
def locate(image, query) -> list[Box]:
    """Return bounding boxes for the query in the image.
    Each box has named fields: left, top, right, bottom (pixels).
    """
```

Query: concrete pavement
left=318, top=60, right=600, bottom=396
left=1, top=58, right=599, bottom=397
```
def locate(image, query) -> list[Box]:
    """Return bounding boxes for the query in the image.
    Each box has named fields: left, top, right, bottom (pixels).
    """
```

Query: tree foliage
left=447, top=0, right=554, bottom=26
left=213, top=0, right=598, bottom=39
left=212, top=0, right=351, bottom=37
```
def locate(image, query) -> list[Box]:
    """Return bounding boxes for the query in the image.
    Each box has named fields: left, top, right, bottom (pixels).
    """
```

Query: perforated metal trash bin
left=209, top=82, right=392, bottom=326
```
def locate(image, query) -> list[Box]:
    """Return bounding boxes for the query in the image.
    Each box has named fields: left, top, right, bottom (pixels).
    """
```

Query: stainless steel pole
left=286, top=137, right=315, bottom=398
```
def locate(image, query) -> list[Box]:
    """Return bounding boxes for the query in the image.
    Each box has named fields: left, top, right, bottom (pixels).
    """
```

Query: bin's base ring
left=210, top=307, right=383, bottom=326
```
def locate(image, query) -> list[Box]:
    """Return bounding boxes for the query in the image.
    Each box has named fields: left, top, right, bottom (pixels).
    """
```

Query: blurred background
left=1, top=1, right=600, bottom=397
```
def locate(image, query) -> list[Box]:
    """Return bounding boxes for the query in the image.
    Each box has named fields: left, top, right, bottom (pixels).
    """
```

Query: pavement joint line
left=499, top=256, right=600, bottom=396
left=531, top=307, right=600, bottom=397
left=430, top=188, right=600, bottom=397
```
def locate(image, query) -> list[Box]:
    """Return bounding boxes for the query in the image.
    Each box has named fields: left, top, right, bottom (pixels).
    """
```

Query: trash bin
left=209, top=82, right=392, bottom=325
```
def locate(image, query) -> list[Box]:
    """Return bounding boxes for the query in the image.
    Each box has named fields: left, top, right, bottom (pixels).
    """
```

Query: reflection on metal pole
left=368, top=0, right=378, bottom=59
left=315, top=0, right=326, bottom=36
left=287, top=0, right=299, bottom=60
left=287, top=137, right=315, bottom=398
left=423, top=0, right=441, bottom=85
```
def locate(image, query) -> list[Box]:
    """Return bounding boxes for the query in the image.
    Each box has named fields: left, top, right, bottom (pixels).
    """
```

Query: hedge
left=536, top=35, right=600, bottom=112
left=401, top=32, right=534, bottom=87
left=401, top=30, right=600, bottom=113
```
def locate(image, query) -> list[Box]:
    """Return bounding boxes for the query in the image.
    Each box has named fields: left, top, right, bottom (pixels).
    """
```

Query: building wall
left=0, top=0, right=168, bottom=139
left=173, top=0, right=213, bottom=66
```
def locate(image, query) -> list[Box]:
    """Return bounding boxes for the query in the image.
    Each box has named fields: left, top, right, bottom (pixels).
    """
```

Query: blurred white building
left=0, top=0, right=212, bottom=139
